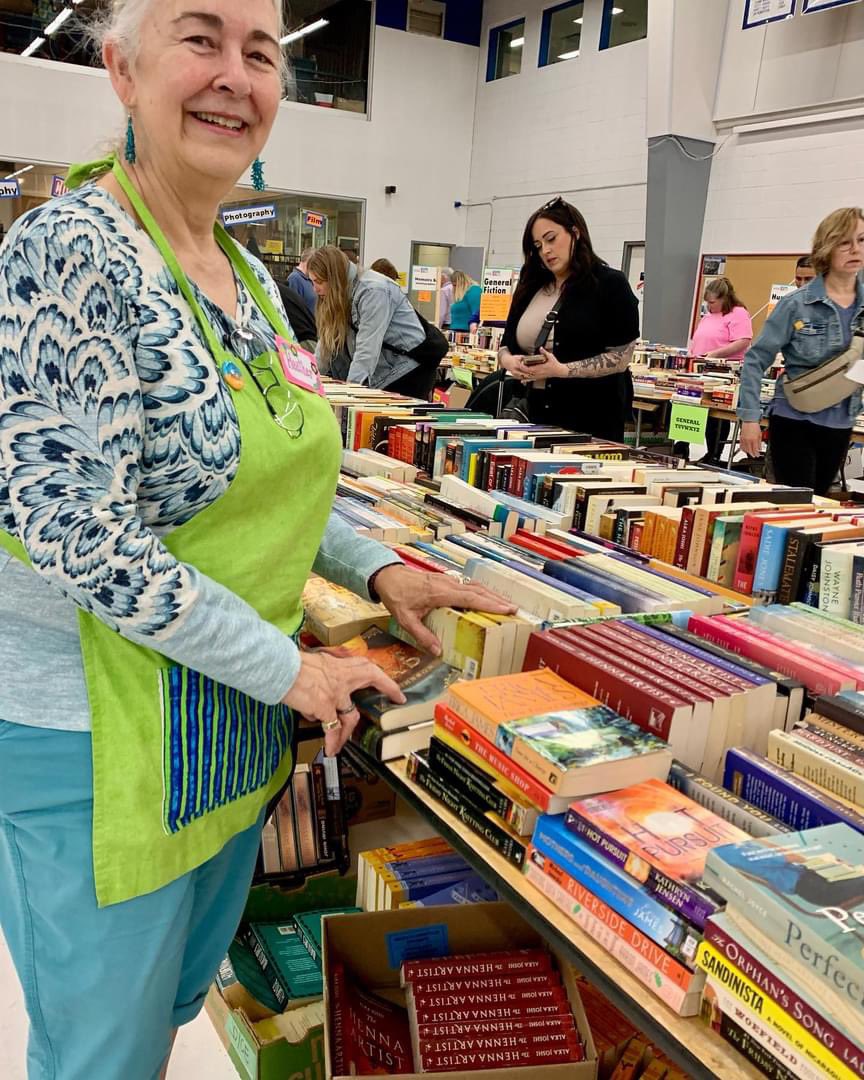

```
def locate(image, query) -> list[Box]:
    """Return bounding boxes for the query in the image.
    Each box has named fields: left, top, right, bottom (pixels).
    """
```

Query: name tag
left=276, top=336, right=324, bottom=396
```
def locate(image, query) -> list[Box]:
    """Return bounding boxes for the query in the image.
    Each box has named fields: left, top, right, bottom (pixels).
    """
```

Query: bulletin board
left=691, top=253, right=803, bottom=342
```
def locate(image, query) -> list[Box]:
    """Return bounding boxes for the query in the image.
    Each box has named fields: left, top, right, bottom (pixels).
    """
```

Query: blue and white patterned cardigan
left=0, top=186, right=398, bottom=732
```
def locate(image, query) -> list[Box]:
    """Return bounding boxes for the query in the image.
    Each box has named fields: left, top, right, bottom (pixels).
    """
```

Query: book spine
left=724, top=747, right=864, bottom=835
left=719, top=1013, right=800, bottom=1080
left=410, top=973, right=558, bottom=995
left=411, top=999, right=570, bottom=1026
left=820, top=549, right=853, bottom=618
left=852, top=556, right=864, bottom=625
left=417, top=1017, right=575, bottom=1039
left=403, top=951, right=551, bottom=984
left=704, top=855, right=864, bottom=1033
left=793, top=721, right=864, bottom=769
left=733, top=516, right=765, bottom=595
left=294, top=920, right=320, bottom=965
left=530, top=821, right=702, bottom=967
left=698, top=944, right=857, bottom=1080
left=768, top=729, right=864, bottom=804
left=708, top=981, right=829, bottom=1080
left=434, top=707, right=555, bottom=813
left=407, top=753, right=526, bottom=867
left=563, top=808, right=721, bottom=929
left=704, top=923, right=864, bottom=1073
left=668, top=760, right=789, bottom=837
left=813, top=696, right=864, bottom=736
left=674, top=508, right=694, bottom=569
left=244, top=925, right=289, bottom=1010
left=427, top=738, right=531, bottom=835
left=706, top=519, right=726, bottom=583
left=417, top=1043, right=581, bottom=1071
left=778, top=533, right=802, bottom=606
left=410, top=986, right=567, bottom=1011
left=330, top=961, right=347, bottom=1078
left=522, top=858, right=699, bottom=1011
left=309, top=761, right=333, bottom=862
left=417, top=1029, right=579, bottom=1059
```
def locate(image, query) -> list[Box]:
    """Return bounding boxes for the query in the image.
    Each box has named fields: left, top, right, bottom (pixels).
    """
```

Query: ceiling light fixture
left=4, top=165, right=34, bottom=179
left=612, top=6, right=624, bottom=13
left=21, top=36, right=45, bottom=57
left=280, top=18, right=329, bottom=45
left=574, top=17, right=583, bottom=23
left=44, top=7, right=73, bottom=36
left=558, top=50, right=580, bottom=59
left=510, top=36, right=525, bottom=47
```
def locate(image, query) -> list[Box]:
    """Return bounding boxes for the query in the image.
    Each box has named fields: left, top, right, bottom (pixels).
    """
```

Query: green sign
left=668, top=402, right=708, bottom=444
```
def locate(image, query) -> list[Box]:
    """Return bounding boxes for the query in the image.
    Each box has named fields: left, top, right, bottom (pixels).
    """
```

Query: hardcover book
left=302, top=574, right=390, bottom=646
left=565, top=778, right=749, bottom=928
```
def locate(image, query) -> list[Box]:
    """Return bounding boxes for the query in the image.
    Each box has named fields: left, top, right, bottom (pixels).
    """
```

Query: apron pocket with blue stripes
left=159, top=666, right=293, bottom=834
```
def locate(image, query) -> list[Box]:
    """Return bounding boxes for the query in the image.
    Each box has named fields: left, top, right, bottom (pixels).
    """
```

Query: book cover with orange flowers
left=565, top=778, right=749, bottom=928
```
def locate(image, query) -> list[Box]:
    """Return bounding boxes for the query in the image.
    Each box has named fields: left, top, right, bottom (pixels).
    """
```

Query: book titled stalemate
left=705, top=823, right=864, bottom=1036
left=565, top=778, right=749, bottom=928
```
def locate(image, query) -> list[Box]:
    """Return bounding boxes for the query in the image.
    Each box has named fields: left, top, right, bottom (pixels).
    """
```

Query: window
left=539, top=1, right=583, bottom=67
left=600, top=0, right=647, bottom=50
left=486, top=18, right=525, bottom=82
left=408, top=0, right=446, bottom=38
left=5, top=1, right=374, bottom=116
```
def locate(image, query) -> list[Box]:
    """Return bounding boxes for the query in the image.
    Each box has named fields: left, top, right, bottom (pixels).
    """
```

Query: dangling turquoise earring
left=124, top=115, right=136, bottom=164
left=251, top=158, right=265, bottom=191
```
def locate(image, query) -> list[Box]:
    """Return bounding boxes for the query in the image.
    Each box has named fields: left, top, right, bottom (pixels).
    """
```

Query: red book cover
left=417, top=1016, right=578, bottom=1039
left=526, top=629, right=692, bottom=758
left=417, top=1029, right=580, bottom=1060
left=344, top=976, right=413, bottom=1075
left=674, top=507, right=695, bottom=569
left=687, top=614, right=858, bottom=696
left=433, top=705, right=560, bottom=813
left=418, top=1041, right=583, bottom=1072
left=485, top=452, right=513, bottom=492
left=732, top=512, right=769, bottom=594
left=401, top=948, right=552, bottom=986
left=407, top=972, right=560, bottom=995
left=330, top=961, right=348, bottom=1077
left=629, top=521, right=644, bottom=551
left=409, top=986, right=568, bottom=1012
left=412, top=999, right=572, bottom=1025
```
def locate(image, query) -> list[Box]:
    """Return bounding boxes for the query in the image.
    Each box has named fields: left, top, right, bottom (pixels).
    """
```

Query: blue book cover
left=610, top=555, right=717, bottom=600
left=723, top=747, right=864, bottom=836
left=407, top=875, right=497, bottom=906
left=751, top=520, right=792, bottom=599
left=705, top=823, right=864, bottom=1020
left=384, top=854, right=471, bottom=881
left=543, top=559, right=669, bottom=614
left=531, top=813, right=702, bottom=967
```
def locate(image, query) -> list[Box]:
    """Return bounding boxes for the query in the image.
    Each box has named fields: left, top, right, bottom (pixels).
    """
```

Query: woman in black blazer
left=498, top=197, right=639, bottom=441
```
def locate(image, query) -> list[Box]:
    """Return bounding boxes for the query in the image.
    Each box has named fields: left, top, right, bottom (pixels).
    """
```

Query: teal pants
left=0, top=719, right=264, bottom=1080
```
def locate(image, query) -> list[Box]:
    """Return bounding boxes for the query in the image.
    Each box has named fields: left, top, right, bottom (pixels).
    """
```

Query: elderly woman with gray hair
left=0, top=2, right=511, bottom=1076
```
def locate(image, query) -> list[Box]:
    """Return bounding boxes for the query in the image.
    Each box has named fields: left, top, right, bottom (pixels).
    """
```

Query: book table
left=361, top=754, right=763, bottom=1080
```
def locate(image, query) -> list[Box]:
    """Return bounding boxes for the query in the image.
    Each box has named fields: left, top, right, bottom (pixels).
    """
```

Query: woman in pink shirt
left=689, top=277, right=753, bottom=463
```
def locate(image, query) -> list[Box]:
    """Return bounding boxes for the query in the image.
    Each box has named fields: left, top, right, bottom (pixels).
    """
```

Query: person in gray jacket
left=308, top=245, right=435, bottom=398
left=737, top=207, right=864, bottom=495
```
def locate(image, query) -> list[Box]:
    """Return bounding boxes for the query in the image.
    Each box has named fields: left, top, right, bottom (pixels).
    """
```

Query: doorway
left=408, top=242, right=486, bottom=324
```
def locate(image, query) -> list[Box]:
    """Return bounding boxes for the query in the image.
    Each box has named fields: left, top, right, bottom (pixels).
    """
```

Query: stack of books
left=245, top=905, right=360, bottom=1010
left=698, top=823, right=864, bottom=1079
left=356, top=837, right=497, bottom=911
left=260, top=751, right=347, bottom=877
left=324, top=626, right=461, bottom=761
left=401, top=948, right=587, bottom=1072
left=302, top=574, right=390, bottom=646
left=406, top=668, right=673, bottom=869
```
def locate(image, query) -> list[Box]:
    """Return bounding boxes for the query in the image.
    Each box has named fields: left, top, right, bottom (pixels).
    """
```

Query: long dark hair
left=512, top=197, right=606, bottom=310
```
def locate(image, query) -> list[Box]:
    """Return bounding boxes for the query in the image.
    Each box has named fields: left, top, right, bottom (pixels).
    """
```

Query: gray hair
left=91, top=0, right=288, bottom=84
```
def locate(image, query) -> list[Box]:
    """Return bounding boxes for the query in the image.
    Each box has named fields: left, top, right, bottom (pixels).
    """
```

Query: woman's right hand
left=739, top=421, right=763, bottom=458
left=281, top=651, right=405, bottom=756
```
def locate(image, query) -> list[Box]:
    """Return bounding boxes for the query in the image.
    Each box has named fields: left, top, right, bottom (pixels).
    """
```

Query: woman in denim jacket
left=738, top=208, right=864, bottom=495
left=309, top=245, right=435, bottom=399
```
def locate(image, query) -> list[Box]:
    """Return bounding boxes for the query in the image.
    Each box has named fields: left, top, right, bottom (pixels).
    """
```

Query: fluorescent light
left=44, top=7, right=73, bottom=36
left=510, top=36, right=524, bottom=47
left=558, top=50, right=580, bottom=59
left=612, top=6, right=624, bottom=12
left=574, top=16, right=583, bottom=23
left=280, top=17, right=328, bottom=45
left=21, top=36, right=44, bottom=57
left=4, top=165, right=34, bottom=179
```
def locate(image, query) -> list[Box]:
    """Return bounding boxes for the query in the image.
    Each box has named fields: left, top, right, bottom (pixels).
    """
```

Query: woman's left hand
left=372, top=565, right=517, bottom=655
left=511, top=347, right=569, bottom=382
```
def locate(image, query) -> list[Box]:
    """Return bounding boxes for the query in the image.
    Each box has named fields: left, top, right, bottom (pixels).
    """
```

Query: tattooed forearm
left=564, top=341, right=636, bottom=379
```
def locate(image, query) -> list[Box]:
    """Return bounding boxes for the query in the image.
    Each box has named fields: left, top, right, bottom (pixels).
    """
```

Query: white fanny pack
left=781, top=331, right=864, bottom=413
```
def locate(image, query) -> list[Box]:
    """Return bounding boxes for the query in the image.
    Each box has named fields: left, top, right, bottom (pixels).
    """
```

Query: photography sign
left=221, top=204, right=276, bottom=227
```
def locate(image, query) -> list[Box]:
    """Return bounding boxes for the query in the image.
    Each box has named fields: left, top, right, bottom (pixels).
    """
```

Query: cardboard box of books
left=205, top=874, right=357, bottom=1080
left=322, top=901, right=598, bottom=1079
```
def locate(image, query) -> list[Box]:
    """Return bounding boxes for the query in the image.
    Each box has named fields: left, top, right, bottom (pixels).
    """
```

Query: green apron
left=0, top=159, right=341, bottom=906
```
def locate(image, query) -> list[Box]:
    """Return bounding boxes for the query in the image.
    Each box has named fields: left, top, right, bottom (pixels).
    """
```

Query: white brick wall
left=464, top=0, right=648, bottom=271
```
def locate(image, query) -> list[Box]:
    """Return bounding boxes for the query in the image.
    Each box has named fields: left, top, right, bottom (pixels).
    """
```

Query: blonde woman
left=738, top=207, right=864, bottom=494
left=449, top=270, right=482, bottom=332
left=0, top=3, right=511, bottom=1076
left=308, top=245, right=438, bottom=398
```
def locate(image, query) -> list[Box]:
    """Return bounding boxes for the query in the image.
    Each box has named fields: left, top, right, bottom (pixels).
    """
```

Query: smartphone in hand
left=522, top=354, right=546, bottom=367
